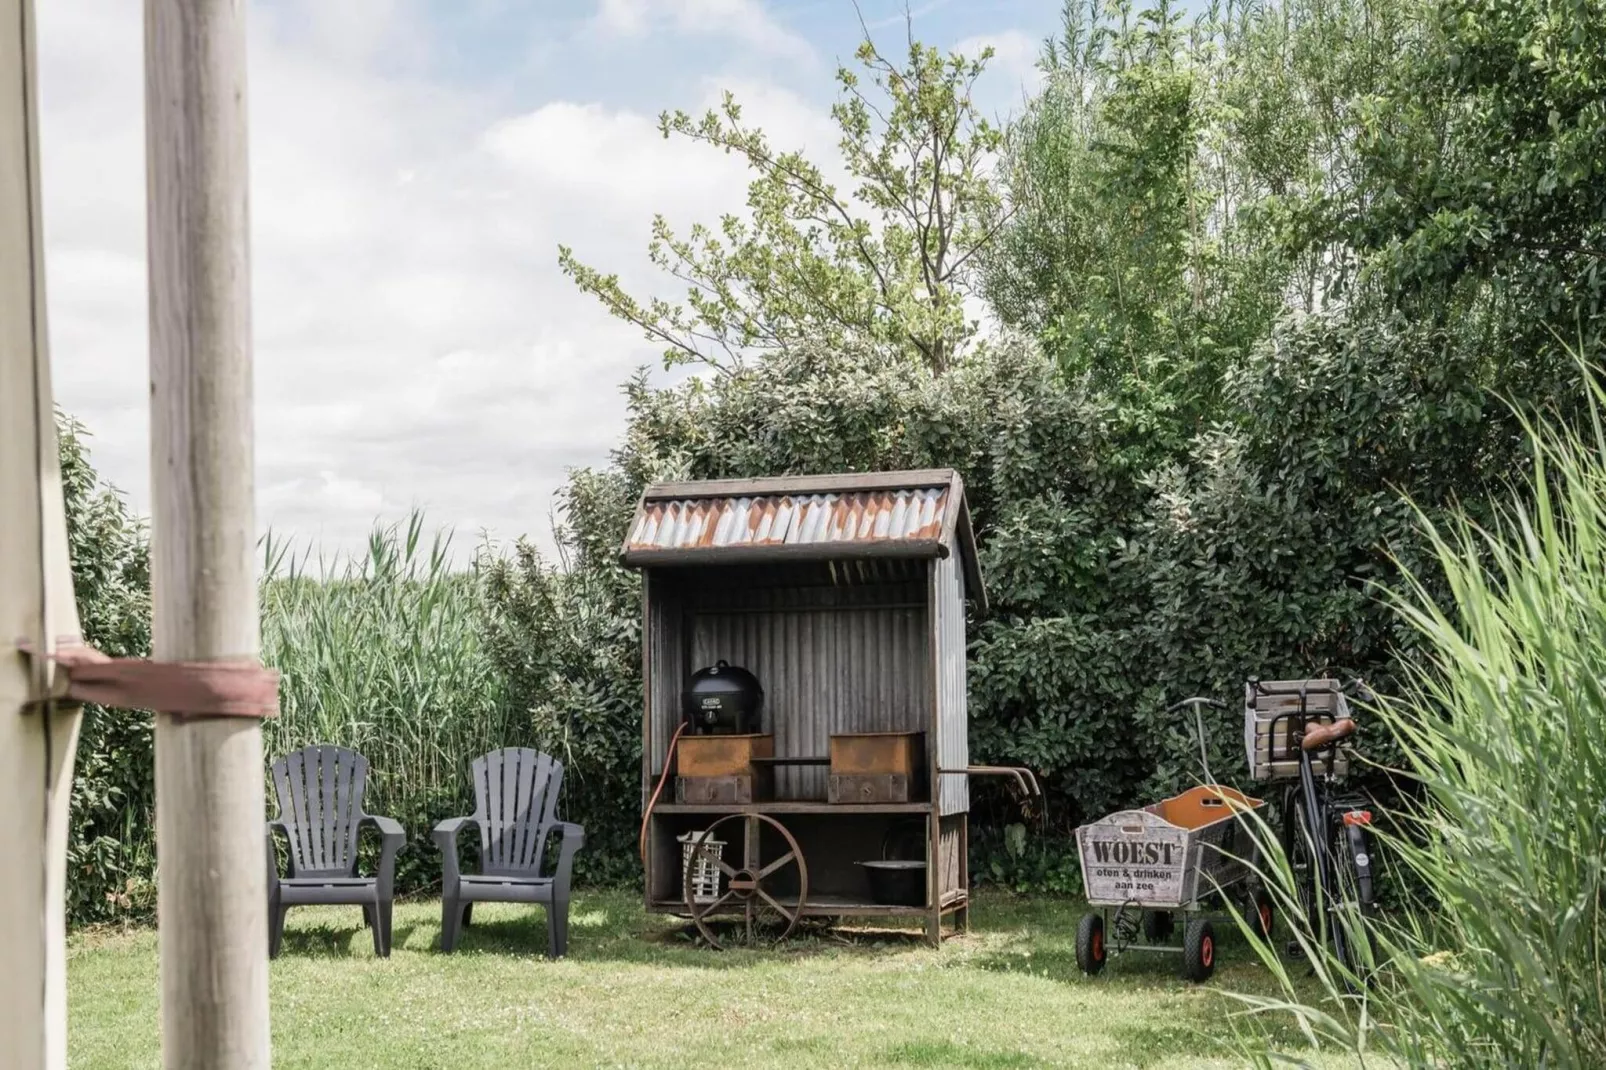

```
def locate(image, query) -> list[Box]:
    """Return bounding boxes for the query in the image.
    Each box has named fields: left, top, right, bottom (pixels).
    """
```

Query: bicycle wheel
left=1282, top=791, right=1319, bottom=936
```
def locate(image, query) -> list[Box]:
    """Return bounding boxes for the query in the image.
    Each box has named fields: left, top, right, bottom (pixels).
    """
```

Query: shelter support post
left=145, top=0, right=270, bottom=1066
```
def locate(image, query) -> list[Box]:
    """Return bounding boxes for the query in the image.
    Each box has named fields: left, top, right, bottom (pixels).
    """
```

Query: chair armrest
left=550, top=822, right=585, bottom=891
left=364, top=814, right=405, bottom=841
left=361, top=815, right=406, bottom=896
left=432, top=816, right=479, bottom=888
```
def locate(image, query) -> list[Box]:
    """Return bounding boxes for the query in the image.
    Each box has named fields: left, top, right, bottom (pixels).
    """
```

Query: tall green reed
left=260, top=511, right=512, bottom=892
left=1227, top=381, right=1606, bottom=1068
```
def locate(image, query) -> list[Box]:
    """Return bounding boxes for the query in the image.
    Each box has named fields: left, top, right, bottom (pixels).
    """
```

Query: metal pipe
left=939, top=765, right=1042, bottom=796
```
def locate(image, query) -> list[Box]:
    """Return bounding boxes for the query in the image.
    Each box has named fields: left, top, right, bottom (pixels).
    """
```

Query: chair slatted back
left=271, top=745, right=369, bottom=878
left=471, top=748, right=563, bottom=876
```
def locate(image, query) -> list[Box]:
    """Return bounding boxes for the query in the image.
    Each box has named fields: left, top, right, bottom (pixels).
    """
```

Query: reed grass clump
left=260, top=511, right=510, bottom=892
left=1228, top=384, right=1606, bottom=1068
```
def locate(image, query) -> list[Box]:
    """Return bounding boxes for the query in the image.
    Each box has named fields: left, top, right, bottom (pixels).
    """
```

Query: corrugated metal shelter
left=623, top=469, right=987, bottom=945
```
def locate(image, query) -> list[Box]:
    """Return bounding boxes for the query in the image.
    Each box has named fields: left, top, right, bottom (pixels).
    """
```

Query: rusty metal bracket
left=16, top=637, right=279, bottom=719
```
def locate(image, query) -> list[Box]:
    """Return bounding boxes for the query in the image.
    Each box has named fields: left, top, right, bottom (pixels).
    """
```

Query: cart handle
left=1163, top=697, right=1226, bottom=785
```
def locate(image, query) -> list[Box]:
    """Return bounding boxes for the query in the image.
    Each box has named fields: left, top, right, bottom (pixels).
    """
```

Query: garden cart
left=1073, top=697, right=1272, bottom=982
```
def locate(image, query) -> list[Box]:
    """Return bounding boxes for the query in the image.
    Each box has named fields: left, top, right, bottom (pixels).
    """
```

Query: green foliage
left=1229, top=376, right=1606, bottom=1069
left=58, top=417, right=156, bottom=923
left=1342, top=0, right=1606, bottom=326
left=477, top=471, right=644, bottom=885
left=983, top=0, right=1401, bottom=447
left=481, top=330, right=1430, bottom=883
left=558, top=33, right=1003, bottom=374
left=260, top=513, right=506, bottom=893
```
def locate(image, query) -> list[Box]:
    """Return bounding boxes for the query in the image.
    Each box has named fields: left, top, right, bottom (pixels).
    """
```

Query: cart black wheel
left=1246, top=888, right=1275, bottom=942
left=1142, top=910, right=1174, bottom=943
left=1182, top=919, right=1216, bottom=983
left=1076, top=913, right=1107, bottom=976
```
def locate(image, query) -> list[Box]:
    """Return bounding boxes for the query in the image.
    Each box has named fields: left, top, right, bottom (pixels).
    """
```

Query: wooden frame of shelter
left=623, top=469, right=990, bottom=947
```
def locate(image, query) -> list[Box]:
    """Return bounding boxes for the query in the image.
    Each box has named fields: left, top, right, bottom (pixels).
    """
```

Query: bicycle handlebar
left=1248, top=676, right=1372, bottom=701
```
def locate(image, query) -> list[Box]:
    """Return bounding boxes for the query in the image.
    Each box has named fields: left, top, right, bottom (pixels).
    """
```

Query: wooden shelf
left=651, top=801, right=932, bottom=815
left=649, top=892, right=967, bottom=919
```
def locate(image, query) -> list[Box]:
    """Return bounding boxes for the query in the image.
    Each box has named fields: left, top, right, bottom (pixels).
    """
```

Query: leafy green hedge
left=481, top=313, right=1518, bottom=891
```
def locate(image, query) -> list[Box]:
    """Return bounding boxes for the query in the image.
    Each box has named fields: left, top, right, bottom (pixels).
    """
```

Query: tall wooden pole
left=1, top=2, right=87, bottom=1066
left=145, top=1, right=270, bottom=1067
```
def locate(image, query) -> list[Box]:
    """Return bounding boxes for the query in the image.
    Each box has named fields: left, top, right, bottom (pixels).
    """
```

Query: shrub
left=58, top=416, right=156, bottom=924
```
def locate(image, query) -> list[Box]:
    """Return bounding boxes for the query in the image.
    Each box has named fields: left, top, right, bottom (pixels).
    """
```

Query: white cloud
left=594, top=0, right=814, bottom=64
left=35, top=0, right=836, bottom=562
left=956, top=30, right=1045, bottom=101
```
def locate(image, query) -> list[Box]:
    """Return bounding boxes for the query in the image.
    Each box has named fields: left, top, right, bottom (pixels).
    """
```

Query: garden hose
left=639, top=719, right=688, bottom=867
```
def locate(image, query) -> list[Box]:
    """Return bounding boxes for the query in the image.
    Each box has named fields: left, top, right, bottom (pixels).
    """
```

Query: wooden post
left=145, top=1, right=270, bottom=1067
left=1, top=2, right=88, bottom=1066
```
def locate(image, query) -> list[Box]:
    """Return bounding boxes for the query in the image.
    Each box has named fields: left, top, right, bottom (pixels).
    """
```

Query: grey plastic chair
left=265, top=745, right=404, bottom=958
left=434, top=748, right=585, bottom=958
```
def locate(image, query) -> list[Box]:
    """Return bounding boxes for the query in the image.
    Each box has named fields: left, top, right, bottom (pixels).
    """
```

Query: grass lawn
left=69, top=891, right=1360, bottom=1068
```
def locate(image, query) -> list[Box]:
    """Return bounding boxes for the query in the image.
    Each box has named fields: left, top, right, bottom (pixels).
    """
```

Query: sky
left=37, top=0, right=1058, bottom=563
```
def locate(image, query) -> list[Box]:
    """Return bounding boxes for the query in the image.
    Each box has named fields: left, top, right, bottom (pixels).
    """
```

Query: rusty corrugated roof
left=627, top=487, right=947, bottom=553
left=619, top=469, right=987, bottom=613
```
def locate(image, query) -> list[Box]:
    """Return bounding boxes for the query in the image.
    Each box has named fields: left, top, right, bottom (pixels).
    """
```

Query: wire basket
left=678, top=831, right=725, bottom=904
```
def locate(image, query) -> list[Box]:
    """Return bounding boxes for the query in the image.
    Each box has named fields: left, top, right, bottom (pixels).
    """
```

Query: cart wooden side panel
left=1078, top=810, right=1191, bottom=907
left=1077, top=787, right=1266, bottom=910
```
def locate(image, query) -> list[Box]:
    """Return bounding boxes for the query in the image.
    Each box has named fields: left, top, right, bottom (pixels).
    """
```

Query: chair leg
left=380, top=899, right=394, bottom=957
left=370, top=898, right=394, bottom=958
left=370, top=900, right=386, bottom=957
left=461, top=902, right=473, bottom=928
left=547, top=897, right=568, bottom=959
left=440, top=893, right=460, bottom=952
left=269, top=904, right=289, bottom=960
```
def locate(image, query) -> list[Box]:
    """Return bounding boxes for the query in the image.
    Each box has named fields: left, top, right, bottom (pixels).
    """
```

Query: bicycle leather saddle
left=1302, top=718, right=1357, bottom=751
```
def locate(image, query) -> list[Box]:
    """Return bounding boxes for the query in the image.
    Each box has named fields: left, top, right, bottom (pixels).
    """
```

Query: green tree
left=984, top=0, right=1410, bottom=447
left=1336, top=0, right=1606, bottom=396
left=558, top=33, right=1004, bottom=375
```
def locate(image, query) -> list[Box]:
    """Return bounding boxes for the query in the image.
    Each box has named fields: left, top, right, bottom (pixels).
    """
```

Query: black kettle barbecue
left=682, top=660, right=764, bottom=735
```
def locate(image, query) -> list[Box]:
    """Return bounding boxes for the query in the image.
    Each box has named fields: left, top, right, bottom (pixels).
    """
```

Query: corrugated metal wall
left=938, top=815, right=964, bottom=898
left=933, top=554, right=970, bottom=816
left=642, top=570, right=686, bottom=800
left=690, top=564, right=930, bottom=799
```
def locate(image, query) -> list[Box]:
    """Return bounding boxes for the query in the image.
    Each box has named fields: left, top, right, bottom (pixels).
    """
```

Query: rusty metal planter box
left=676, top=734, right=774, bottom=778
left=1075, top=786, right=1264, bottom=909
left=828, top=732, right=926, bottom=804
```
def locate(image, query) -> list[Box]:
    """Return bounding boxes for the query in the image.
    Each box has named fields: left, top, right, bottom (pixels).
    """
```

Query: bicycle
left=1247, top=677, right=1378, bottom=978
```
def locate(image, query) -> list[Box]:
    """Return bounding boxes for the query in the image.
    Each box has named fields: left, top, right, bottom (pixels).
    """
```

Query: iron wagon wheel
left=684, top=813, right=808, bottom=949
